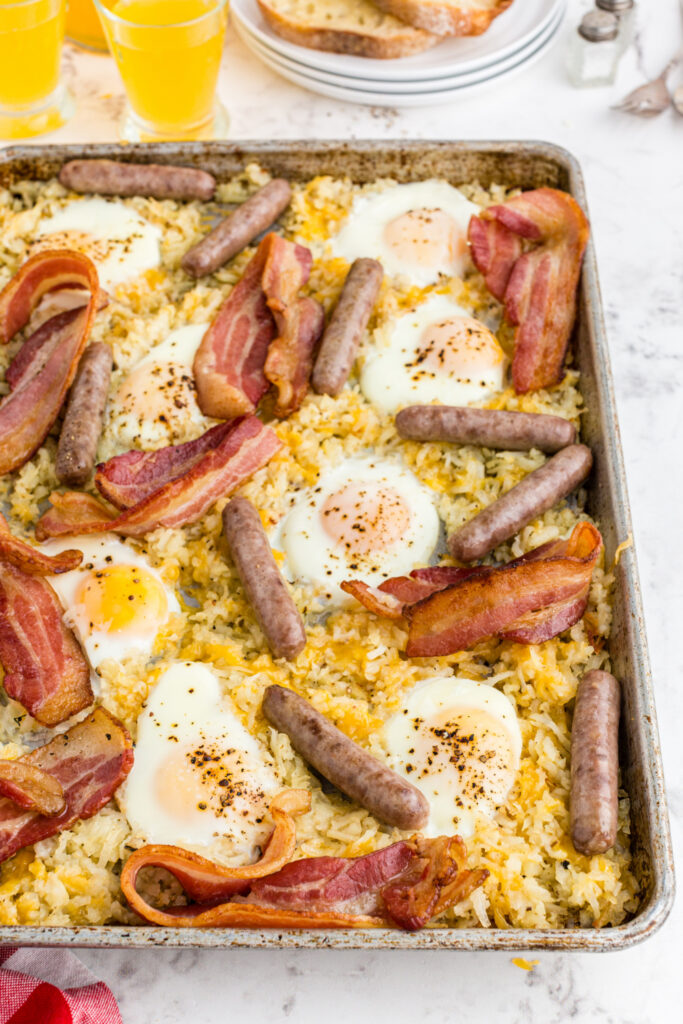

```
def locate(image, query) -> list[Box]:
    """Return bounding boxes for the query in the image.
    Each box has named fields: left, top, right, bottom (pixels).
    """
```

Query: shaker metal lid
left=578, top=9, right=619, bottom=40
left=596, top=0, right=634, bottom=11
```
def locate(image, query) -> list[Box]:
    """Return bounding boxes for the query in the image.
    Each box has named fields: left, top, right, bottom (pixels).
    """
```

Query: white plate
left=230, top=0, right=564, bottom=82
left=236, top=5, right=564, bottom=92
left=233, top=13, right=561, bottom=106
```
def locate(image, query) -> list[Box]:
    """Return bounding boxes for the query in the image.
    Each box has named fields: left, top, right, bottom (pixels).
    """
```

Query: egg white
left=40, top=535, right=180, bottom=670
left=36, top=198, right=161, bottom=292
left=274, top=455, right=440, bottom=607
left=361, top=294, right=507, bottom=414
left=120, top=662, right=280, bottom=856
left=330, top=181, right=479, bottom=287
left=107, top=322, right=215, bottom=449
left=384, top=677, right=522, bottom=838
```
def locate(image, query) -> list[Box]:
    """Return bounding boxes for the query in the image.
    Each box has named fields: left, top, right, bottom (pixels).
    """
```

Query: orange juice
left=66, top=0, right=108, bottom=51
left=100, top=0, right=227, bottom=137
left=0, top=0, right=65, bottom=108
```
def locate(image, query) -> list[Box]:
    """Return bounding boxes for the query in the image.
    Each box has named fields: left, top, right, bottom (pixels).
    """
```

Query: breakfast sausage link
left=311, top=258, right=383, bottom=397
left=570, top=669, right=620, bottom=856
left=59, top=159, right=216, bottom=201
left=262, top=685, right=429, bottom=831
left=55, top=342, right=113, bottom=488
left=222, top=497, right=305, bottom=661
left=448, top=443, right=593, bottom=562
left=396, top=405, right=577, bottom=454
left=182, top=179, right=293, bottom=278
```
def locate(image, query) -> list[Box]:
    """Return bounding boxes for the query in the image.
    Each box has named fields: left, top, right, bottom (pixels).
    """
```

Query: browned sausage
left=55, top=343, right=113, bottom=488
left=222, top=497, right=305, bottom=661
left=262, top=685, right=429, bottom=831
left=182, top=179, right=293, bottom=278
left=570, top=669, right=620, bottom=855
left=311, top=258, right=383, bottom=397
left=448, top=444, right=593, bottom=562
left=396, top=405, right=576, bottom=453
left=59, top=159, right=216, bottom=201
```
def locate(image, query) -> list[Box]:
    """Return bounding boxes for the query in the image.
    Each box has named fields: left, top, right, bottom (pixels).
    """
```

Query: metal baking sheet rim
left=0, top=140, right=673, bottom=953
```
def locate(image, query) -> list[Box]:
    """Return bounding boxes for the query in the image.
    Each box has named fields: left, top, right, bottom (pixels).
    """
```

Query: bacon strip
left=0, top=251, right=99, bottom=476
left=95, top=421, right=240, bottom=511
left=0, top=561, right=93, bottom=725
left=0, top=250, right=98, bottom=344
left=0, top=761, right=65, bottom=816
left=6, top=308, right=77, bottom=392
left=0, top=512, right=81, bottom=575
left=121, top=790, right=314, bottom=917
left=121, top=824, right=487, bottom=931
left=0, top=708, right=133, bottom=863
left=343, top=522, right=602, bottom=656
left=36, top=416, right=282, bottom=540
left=193, top=233, right=315, bottom=420
left=468, top=189, right=589, bottom=394
left=265, top=296, right=325, bottom=417
left=341, top=565, right=488, bottom=620
left=8, top=292, right=109, bottom=392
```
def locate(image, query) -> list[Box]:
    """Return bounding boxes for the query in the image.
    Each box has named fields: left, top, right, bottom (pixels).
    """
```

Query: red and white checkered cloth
left=0, top=948, right=122, bottom=1024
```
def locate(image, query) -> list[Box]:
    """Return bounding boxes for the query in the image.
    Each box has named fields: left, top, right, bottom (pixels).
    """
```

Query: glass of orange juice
left=0, top=0, right=74, bottom=139
left=66, top=0, right=108, bottom=51
left=94, top=0, right=229, bottom=141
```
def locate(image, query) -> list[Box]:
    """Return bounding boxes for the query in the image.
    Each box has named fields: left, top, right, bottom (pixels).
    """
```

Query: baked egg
left=384, top=677, right=522, bottom=838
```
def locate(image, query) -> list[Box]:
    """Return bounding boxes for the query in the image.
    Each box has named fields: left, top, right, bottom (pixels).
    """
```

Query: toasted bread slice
left=256, top=0, right=440, bottom=59
left=373, top=0, right=513, bottom=36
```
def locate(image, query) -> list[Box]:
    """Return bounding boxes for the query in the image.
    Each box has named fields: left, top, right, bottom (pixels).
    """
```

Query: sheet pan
left=0, top=140, right=673, bottom=951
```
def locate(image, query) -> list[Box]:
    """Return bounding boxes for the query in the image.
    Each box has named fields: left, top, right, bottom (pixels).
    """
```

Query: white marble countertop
left=8, top=0, right=683, bottom=1019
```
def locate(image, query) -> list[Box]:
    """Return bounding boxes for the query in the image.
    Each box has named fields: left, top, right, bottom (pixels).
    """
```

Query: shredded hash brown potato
left=0, top=166, right=637, bottom=930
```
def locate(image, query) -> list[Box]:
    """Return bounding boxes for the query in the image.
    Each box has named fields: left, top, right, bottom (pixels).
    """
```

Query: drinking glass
left=66, top=0, right=108, bottom=51
left=94, top=0, right=229, bottom=142
left=0, top=0, right=75, bottom=139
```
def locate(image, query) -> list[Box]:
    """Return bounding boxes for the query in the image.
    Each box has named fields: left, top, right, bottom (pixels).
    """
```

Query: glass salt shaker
left=566, top=10, right=621, bottom=87
left=596, top=0, right=636, bottom=55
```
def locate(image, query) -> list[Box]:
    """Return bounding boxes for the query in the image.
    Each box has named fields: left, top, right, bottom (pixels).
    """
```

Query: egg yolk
left=76, top=564, right=168, bottom=635
left=320, top=482, right=411, bottom=555
left=154, top=743, right=264, bottom=824
left=115, top=360, right=198, bottom=428
left=412, top=316, right=505, bottom=378
left=382, top=207, right=465, bottom=272
left=407, top=707, right=517, bottom=813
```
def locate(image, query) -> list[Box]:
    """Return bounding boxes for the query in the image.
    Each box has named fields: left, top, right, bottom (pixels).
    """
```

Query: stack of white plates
left=231, top=0, right=566, bottom=107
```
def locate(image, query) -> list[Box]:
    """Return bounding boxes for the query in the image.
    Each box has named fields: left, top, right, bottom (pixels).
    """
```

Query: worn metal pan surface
left=0, top=140, right=673, bottom=951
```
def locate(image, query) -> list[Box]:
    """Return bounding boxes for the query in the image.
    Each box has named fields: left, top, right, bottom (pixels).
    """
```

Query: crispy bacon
left=8, top=292, right=109, bottom=391
left=95, top=421, right=242, bottom=510
left=121, top=819, right=487, bottom=931
left=0, top=761, right=65, bottom=816
left=0, top=251, right=99, bottom=476
left=265, top=296, right=325, bottom=417
left=36, top=416, right=282, bottom=540
left=6, top=308, right=77, bottom=392
left=343, top=522, right=602, bottom=656
left=0, top=511, right=81, bottom=575
left=0, top=708, right=133, bottom=863
left=468, top=189, right=589, bottom=394
left=341, top=565, right=487, bottom=620
left=340, top=581, right=405, bottom=620
left=193, top=233, right=315, bottom=419
left=406, top=522, right=601, bottom=656
left=0, top=561, right=93, bottom=725
left=0, top=250, right=98, bottom=344
left=121, top=790, right=312, bottom=917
